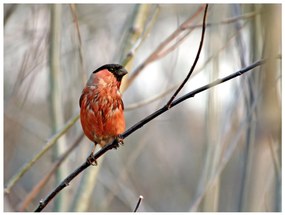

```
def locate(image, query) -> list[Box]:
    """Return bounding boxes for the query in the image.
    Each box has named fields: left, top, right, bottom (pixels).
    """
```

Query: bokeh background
left=4, top=4, right=281, bottom=212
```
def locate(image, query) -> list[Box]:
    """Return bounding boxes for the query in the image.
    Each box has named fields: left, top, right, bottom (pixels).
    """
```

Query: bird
left=79, top=64, right=128, bottom=164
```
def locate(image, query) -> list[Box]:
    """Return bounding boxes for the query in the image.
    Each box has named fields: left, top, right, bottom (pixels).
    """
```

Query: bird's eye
left=109, top=67, right=114, bottom=72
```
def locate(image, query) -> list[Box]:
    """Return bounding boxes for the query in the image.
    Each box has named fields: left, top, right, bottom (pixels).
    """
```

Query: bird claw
left=87, top=153, right=97, bottom=166
left=117, top=135, right=125, bottom=145
left=114, top=136, right=124, bottom=149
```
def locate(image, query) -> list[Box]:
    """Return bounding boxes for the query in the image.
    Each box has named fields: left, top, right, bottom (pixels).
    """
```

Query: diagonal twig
left=166, top=4, right=208, bottom=108
left=133, top=195, right=144, bottom=212
left=70, top=4, right=87, bottom=85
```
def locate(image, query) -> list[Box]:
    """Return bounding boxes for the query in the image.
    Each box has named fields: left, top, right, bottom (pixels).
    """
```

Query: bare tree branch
left=166, top=4, right=208, bottom=107
left=134, top=195, right=144, bottom=212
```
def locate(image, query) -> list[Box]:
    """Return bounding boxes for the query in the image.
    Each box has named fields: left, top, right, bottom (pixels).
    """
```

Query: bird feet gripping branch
left=112, top=135, right=124, bottom=149
left=86, top=152, right=97, bottom=166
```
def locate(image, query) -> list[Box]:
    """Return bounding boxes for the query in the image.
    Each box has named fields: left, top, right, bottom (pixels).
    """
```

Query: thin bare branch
left=166, top=4, right=208, bottom=108
left=70, top=4, right=87, bottom=85
left=188, top=10, right=260, bottom=29
left=134, top=195, right=144, bottom=212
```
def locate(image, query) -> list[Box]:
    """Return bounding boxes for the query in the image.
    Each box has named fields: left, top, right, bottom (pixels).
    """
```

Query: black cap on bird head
left=93, top=64, right=128, bottom=82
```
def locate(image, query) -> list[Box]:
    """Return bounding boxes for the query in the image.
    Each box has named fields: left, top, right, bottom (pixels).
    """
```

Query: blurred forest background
left=3, top=4, right=281, bottom=212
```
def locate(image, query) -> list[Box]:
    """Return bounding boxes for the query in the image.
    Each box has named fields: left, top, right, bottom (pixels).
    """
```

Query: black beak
left=118, top=68, right=128, bottom=77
